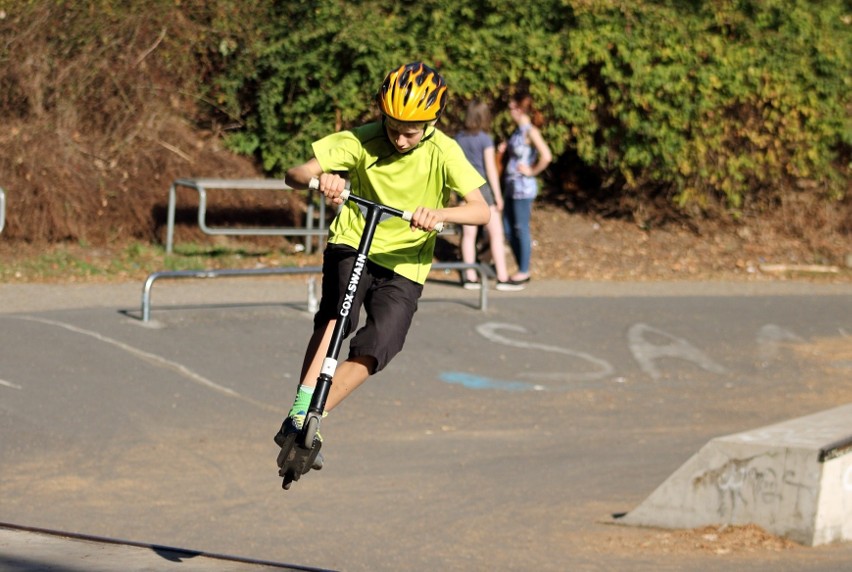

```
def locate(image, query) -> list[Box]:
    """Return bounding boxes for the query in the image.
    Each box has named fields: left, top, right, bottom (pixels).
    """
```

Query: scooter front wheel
left=301, top=415, right=320, bottom=448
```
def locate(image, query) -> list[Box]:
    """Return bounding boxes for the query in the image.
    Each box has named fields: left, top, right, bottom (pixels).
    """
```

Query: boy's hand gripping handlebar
left=309, top=177, right=444, bottom=233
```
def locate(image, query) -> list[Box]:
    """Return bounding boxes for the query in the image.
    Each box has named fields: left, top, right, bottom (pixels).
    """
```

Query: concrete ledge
left=618, top=403, right=852, bottom=546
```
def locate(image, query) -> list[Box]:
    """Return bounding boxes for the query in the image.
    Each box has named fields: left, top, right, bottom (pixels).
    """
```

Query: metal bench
left=164, top=178, right=328, bottom=254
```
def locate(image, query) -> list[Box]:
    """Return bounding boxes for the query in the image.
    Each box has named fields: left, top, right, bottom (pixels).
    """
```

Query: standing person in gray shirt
left=455, top=100, right=521, bottom=291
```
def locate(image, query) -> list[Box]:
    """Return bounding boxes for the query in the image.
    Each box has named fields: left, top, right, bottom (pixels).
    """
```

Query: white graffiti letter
left=476, top=322, right=614, bottom=382
left=756, top=324, right=804, bottom=366
left=628, top=323, right=727, bottom=380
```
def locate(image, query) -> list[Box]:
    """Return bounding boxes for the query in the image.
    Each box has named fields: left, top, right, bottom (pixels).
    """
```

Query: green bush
left=209, top=0, right=849, bottom=219
left=559, top=0, right=851, bottom=216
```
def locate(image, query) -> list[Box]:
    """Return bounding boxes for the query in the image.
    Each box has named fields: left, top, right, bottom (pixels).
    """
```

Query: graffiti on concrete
left=692, top=454, right=817, bottom=522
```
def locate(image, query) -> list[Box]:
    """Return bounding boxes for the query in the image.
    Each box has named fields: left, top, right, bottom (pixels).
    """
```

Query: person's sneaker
left=462, top=279, right=481, bottom=290
left=274, top=412, right=323, bottom=470
left=496, top=280, right=526, bottom=291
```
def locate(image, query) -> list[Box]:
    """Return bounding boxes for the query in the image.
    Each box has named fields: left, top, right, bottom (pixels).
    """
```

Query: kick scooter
left=276, top=177, right=443, bottom=490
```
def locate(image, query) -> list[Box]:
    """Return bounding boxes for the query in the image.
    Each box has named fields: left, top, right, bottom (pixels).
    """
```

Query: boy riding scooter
left=275, top=62, right=490, bottom=488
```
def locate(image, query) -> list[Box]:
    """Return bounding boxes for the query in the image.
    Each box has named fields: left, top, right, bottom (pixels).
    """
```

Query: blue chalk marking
left=439, top=372, right=534, bottom=392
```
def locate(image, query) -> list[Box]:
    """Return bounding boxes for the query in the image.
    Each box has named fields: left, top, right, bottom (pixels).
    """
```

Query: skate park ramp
left=0, top=523, right=333, bottom=572
left=618, top=403, right=852, bottom=546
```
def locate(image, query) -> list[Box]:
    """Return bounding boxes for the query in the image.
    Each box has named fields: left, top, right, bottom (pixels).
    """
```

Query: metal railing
left=140, top=262, right=490, bottom=322
left=0, top=187, right=5, bottom=234
left=165, top=178, right=328, bottom=255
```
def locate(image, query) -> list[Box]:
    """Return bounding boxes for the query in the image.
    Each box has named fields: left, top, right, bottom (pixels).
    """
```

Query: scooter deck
left=276, top=430, right=322, bottom=490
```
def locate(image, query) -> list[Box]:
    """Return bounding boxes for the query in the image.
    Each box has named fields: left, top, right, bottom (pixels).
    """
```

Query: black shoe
left=496, top=280, right=525, bottom=291
left=501, top=276, right=530, bottom=289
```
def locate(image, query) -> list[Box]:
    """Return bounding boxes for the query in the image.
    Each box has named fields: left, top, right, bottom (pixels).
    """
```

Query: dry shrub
left=0, top=2, right=290, bottom=246
left=771, top=188, right=852, bottom=265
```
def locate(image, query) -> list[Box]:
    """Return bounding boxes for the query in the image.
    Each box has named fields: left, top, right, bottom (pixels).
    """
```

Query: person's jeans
left=503, top=196, right=533, bottom=275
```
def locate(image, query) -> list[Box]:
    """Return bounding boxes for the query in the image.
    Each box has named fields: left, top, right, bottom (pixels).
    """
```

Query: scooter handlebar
left=309, top=177, right=443, bottom=233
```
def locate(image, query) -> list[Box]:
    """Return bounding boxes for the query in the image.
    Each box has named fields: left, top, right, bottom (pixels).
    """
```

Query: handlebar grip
left=401, top=211, right=444, bottom=233
left=309, top=177, right=350, bottom=200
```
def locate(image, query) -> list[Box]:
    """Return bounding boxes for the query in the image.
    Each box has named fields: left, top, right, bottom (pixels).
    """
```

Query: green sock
left=289, top=385, right=314, bottom=418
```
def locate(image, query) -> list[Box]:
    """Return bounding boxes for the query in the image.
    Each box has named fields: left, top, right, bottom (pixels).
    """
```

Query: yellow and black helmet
left=377, top=62, right=448, bottom=123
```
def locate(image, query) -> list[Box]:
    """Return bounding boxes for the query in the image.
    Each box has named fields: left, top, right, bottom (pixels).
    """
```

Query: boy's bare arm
left=285, top=158, right=324, bottom=190
left=410, top=188, right=490, bottom=232
left=286, top=159, right=349, bottom=205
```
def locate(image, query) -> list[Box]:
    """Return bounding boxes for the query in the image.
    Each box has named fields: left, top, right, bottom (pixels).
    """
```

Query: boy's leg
left=277, top=244, right=359, bottom=472
left=288, top=243, right=371, bottom=413
left=322, top=356, right=376, bottom=410
left=298, top=319, right=337, bottom=390
left=296, top=320, right=376, bottom=411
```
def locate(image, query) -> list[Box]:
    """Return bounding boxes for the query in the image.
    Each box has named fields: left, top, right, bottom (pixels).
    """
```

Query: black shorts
left=314, top=244, right=423, bottom=372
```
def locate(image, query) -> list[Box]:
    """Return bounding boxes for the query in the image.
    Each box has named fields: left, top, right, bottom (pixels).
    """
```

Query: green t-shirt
left=312, top=121, right=485, bottom=284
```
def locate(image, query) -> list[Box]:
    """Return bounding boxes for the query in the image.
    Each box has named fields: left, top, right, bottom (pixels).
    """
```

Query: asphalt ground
left=1, top=277, right=851, bottom=571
